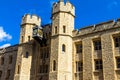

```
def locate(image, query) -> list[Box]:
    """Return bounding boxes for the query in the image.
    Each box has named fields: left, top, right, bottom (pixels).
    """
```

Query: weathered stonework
left=0, top=0, right=120, bottom=80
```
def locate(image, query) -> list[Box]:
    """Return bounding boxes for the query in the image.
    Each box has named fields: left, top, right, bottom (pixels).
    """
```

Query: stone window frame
left=40, top=47, right=49, bottom=59
left=6, top=69, right=10, bottom=79
left=21, top=36, right=24, bottom=43
left=39, top=65, right=43, bottom=73
left=53, top=60, right=56, bottom=71
left=113, top=36, right=120, bottom=47
left=76, top=61, right=83, bottom=72
left=94, top=59, right=103, bottom=70
left=116, top=57, right=120, bottom=68
left=0, top=70, right=2, bottom=78
left=45, top=65, right=48, bottom=73
left=76, top=43, right=82, bottom=54
left=93, top=39, right=102, bottom=51
left=25, top=52, right=29, bottom=58
left=0, top=57, right=4, bottom=65
left=9, top=55, right=13, bottom=64
left=39, top=65, right=48, bottom=73
left=62, top=44, right=66, bottom=52
left=28, top=36, right=30, bottom=42
left=17, top=65, right=20, bottom=74
left=63, top=25, right=66, bottom=33
left=55, top=26, right=57, bottom=34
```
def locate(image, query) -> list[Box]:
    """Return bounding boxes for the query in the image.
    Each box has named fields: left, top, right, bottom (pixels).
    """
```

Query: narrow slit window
left=0, top=71, right=2, bottom=78
left=25, top=52, right=29, bottom=58
left=62, top=44, right=66, bottom=52
left=1, top=57, right=4, bottom=65
left=9, top=55, right=13, bottom=64
left=55, top=26, right=57, bottom=34
left=17, top=65, right=20, bottom=74
left=21, top=36, right=24, bottom=43
left=53, top=60, right=56, bottom=71
left=63, top=26, right=66, bottom=33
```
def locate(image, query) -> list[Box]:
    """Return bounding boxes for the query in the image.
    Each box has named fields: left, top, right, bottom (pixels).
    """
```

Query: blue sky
left=0, top=0, right=120, bottom=48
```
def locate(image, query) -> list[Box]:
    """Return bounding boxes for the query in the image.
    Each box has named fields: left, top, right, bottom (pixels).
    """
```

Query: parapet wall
left=0, top=44, right=18, bottom=54
left=21, top=14, right=41, bottom=26
left=73, top=18, right=120, bottom=36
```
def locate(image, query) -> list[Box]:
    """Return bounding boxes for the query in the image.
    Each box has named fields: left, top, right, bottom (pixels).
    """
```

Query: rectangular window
left=116, top=57, right=120, bottom=68
left=40, top=49, right=43, bottom=59
left=21, top=36, right=24, bottom=43
left=28, top=36, right=30, bottom=42
left=39, top=65, right=42, bottom=73
left=9, top=55, right=13, bottom=64
left=45, top=65, right=48, bottom=73
left=114, top=36, right=120, bottom=47
left=1, top=57, right=4, bottom=65
left=63, top=26, right=66, bottom=33
left=0, top=71, right=2, bottom=78
left=95, top=59, right=103, bottom=70
left=93, top=40, right=101, bottom=50
left=46, top=47, right=49, bottom=58
left=6, top=70, right=10, bottom=79
left=76, top=61, right=83, bottom=72
left=25, top=52, right=29, bottom=58
left=41, top=48, right=49, bottom=59
left=17, top=65, right=20, bottom=74
left=45, top=48, right=49, bottom=58
left=39, top=65, right=48, bottom=73
left=55, top=27, right=57, bottom=34
left=76, top=44, right=82, bottom=53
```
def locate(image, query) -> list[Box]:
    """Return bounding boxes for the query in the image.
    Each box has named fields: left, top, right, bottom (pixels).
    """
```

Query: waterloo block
left=0, top=0, right=120, bottom=80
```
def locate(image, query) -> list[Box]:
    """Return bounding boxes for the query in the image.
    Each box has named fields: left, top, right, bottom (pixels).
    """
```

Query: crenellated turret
left=52, top=0, right=75, bottom=18
left=49, top=0, right=75, bottom=80
left=21, top=14, right=41, bottom=27
left=20, top=14, right=41, bottom=43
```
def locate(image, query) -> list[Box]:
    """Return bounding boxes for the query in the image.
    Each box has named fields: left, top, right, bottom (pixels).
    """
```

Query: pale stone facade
left=0, top=0, right=120, bottom=80
left=0, top=45, right=18, bottom=80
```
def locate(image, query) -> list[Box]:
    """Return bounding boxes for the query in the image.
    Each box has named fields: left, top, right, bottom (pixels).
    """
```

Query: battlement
left=73, top=19, right=120, bottom=36
left=52, top=1, right=75, bottom=16
left=21, top=14, right=41, bottom=26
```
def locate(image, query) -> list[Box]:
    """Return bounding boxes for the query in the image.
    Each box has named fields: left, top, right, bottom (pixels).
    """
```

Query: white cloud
left=0, top=43, right=11, bottom=49
left=0, top=27, right=12, bottom=42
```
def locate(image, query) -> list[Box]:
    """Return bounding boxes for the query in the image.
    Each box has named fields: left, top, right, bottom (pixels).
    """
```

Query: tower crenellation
left=20, top=14, right=41, bottom=43
left=21, top=14, right=41, bottom=27
left=52, top=1, right=75, bottom=16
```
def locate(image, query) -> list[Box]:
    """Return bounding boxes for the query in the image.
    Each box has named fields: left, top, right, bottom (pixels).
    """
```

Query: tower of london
left=0, top=0, right=120, bottom=80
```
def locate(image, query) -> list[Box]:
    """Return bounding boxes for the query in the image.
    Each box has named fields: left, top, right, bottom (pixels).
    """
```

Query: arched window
left=62, top=44, right=66, bottom=52
left=25, top=52, right=29, bottom=58
left=28, top=36, right=30, bottom=42
left=53, top=60, right=56, bottom=71
left=55, top=26, right=57, bottom=34
left=63, top=26, right=66, bottom=33
left=1, top=57, right=4, bottom=65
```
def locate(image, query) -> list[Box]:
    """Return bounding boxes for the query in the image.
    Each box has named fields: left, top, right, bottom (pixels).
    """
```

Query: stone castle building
left=0, top=0, right=120, bottom=80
